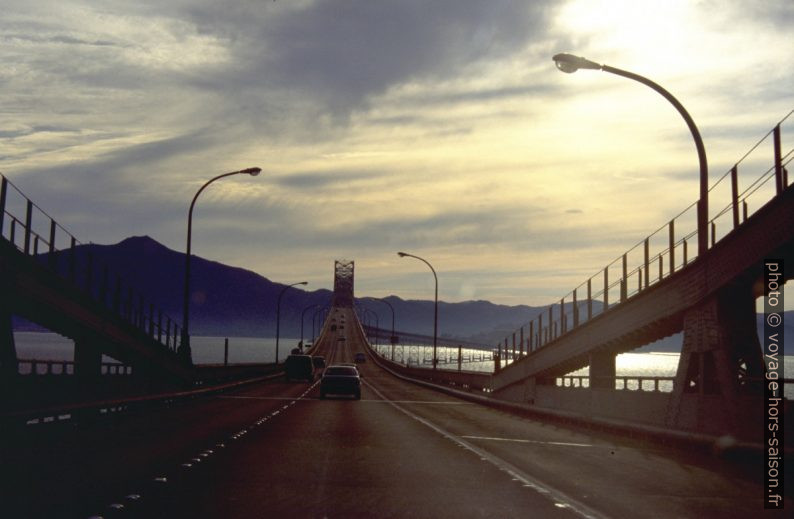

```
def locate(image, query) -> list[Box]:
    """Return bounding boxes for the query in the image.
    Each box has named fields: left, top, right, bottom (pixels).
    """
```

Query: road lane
left=141, top=367, right=584, bottom=518
left=2, top=306, right=788, bottom=517
left=348, top=308, right=789, bottom=518
left=1, top=319, right=343, bottom=519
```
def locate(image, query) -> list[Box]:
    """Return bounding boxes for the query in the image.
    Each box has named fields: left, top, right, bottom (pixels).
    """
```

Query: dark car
left=284, top=354, right=316, bottom=382
left=354, top=352, right=366, bottom=363
left=320, top=365, right=361, bottom=400
left=312, top=355, right=326, bottom=370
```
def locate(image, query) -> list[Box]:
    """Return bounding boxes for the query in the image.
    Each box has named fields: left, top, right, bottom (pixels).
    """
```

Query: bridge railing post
left=730, top=165, right=740, bottom=229
left=165, top=317, right=172, bottom=349
left=23, top=200, right=33, bottom=255
left=572, top=288, right=579, bottom=327
left=559, top=298, right=565, bottom=334
left=47, top=220, right=56, bottom=270
left=528, top=321, right=534, bottom=352
left=519, top=327, right=524, bottom=356
left=668, top=220, right=675, bottom=274
left=69, top=237, right=76, bottom=283
left=774, top=124, right=784, bottom=194
left=603, top=267, right=609, bottom=310
left=587, top=278, right=593, bottom=321
left=548, top=306, right=553, bottom=341
left=683, top=239, right=688, bottom=265
left=0, top=176, right=7, bottom=237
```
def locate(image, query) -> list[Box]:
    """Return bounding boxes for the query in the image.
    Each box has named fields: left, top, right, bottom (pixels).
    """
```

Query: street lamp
left=359, top=306, right=379, bottom=347
left=397, top=251, right=438, bottom=369
left=372, top=297, right=396, bottom=360
left=312, top=305, right=331, bottom=342
left=275, top=281, right=308, bottom=364
left=300, top=304, right=319, bottom=351
left=180, top=167, right=261, bottom=363
left=552, top=53, right=708, bottom=256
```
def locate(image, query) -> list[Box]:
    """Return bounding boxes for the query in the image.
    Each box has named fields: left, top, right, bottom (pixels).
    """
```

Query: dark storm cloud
left=176, top=1, right=554, bottom=119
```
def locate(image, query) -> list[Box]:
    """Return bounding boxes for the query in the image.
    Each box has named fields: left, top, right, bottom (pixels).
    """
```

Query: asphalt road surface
left=1, top=307, right=789, bottom=518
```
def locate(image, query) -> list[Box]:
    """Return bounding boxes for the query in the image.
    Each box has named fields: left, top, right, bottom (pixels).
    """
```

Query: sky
left=1, top=0, right=793, bottom=307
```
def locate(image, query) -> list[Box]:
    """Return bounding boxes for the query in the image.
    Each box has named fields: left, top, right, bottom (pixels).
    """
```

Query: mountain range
left=13, top=235, right=792, bottom=354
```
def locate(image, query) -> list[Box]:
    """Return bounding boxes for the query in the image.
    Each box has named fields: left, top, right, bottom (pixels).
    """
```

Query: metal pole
left=373, top=297, right=396, bottom=348
left=181, top=167, right=261, bottom=364
left=275, top=281, right=307, bottom=364
left=301, top=304, right=318, bottom=351
left=397, top=252, right=438, bottom=369
left=553, top=55, right=708, bottom=256
left=599, top=64, right=708, bottom=256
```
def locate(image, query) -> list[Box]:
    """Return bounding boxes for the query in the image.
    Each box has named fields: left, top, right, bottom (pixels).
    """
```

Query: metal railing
left=498, top=112, right=793, bottom=360
left=557, top=375, right=676, bottom=392
left=0, top=173, right=185, bottom=353
left=17, top=358, right=133, bottom=376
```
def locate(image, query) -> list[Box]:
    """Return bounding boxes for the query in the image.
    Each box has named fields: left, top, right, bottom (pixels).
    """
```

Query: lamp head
left=397, top=252, right=408, bottom=258
left=241, top=167, right=262, bottom=176
left=552, top=53, right=602, bottom=74
left=298, top=281, right=308, bottom=286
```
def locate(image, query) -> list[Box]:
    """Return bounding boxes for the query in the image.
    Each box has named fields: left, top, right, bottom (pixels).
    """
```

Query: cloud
left=1, top=0, right=792, bottom=310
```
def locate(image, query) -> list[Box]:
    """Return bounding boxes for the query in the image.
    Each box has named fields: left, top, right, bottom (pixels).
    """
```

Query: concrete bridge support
left=0, top=308, right=18, bottom=378
left=73, top=339, right=103, bottom=380
left=589, top=351, right=616, bottom=390
left=666, top=281, right=765, bottom=436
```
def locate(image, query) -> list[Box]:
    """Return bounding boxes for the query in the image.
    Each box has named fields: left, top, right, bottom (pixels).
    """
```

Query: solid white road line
left=362, top=378, right=610, bottom=519
left=461, top=435, right=593, bottom=447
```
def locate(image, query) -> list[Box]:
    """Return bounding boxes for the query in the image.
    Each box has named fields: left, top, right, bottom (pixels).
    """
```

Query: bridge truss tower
left=332, top=260, right=355, bottom=308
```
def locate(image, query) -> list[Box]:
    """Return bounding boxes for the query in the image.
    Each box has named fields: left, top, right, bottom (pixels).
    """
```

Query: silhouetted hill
left=13, top=235, right=793, bottom=354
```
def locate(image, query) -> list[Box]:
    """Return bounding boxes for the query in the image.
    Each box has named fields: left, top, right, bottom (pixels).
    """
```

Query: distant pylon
left=333, top=260, right=354, bottom=307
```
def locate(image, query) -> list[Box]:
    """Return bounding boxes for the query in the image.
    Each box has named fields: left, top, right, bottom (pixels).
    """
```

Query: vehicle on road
left=320, top=365, right=361, bottom=400
left=284, top=354, right=316, bottom=383
left=312, top=355, right=326, bottom=370
left=354, top=352, right=366, bottom=363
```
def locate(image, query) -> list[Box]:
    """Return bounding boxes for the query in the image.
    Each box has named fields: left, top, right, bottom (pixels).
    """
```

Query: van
left=284, top=354, right=316, bottom=382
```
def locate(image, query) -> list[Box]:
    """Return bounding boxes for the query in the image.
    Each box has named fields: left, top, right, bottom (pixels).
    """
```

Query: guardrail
left=2, top=363, right=284, bottom=427
left=557, top=375, right=676, bottom=392
left=18, top=358, right=132, bottom=376
left=0, top=173, right=185, bottom=353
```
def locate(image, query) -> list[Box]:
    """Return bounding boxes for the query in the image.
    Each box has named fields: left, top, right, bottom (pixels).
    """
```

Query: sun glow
left=555, top=0, right=696, bottom=74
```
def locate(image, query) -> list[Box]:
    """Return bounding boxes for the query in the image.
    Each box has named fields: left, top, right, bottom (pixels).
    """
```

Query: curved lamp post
left=373, top=297, right=396, bottom=360
left=360, top=307, right=379, bottom=347
left=552, top=53, right=708, bottom=256
left=275, top=281, right=308, bottom=364
left=180, top=167, right=261, bottom=362
left=397, top=251, right=438, bottom=369
left=312, top=306, right=325, bottom=343
left=300, top=303, right=319, bottom=351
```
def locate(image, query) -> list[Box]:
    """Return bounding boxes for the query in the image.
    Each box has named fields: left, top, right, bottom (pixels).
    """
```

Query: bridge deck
left=493, top=183, right=794, bottom=390
left=0, top=307, right=788, bottom=517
